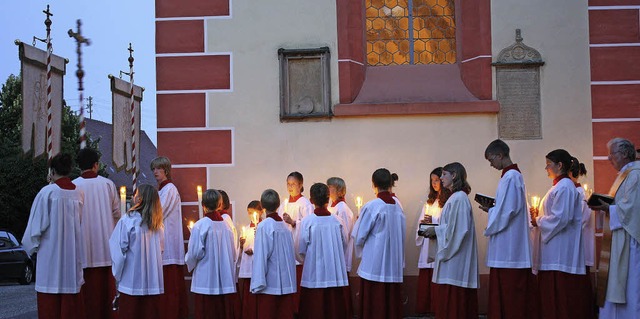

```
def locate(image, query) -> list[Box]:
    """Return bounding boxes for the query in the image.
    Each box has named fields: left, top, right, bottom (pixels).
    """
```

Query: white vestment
left=416, top=200, right=442, bottom=269
left=73, top=175, right=121, bottom=268
left=298, top=213, right=349, bottom=288
left=109, top=212, right=164, bottom=295
left=327, top=201, right=355, bottom=271
left=484, top=169, right=533, bottom=269
left=22, top=183, right=85, bottom=293
left=238, top=224, right=256, bottom=279
left=277, top=196, right=313, bottom=264
left=433, top=191, right=479, bottom=289
left=577, top=186, right=595, bottom=267
left=158, top=182, right=185, bottom=265
left=185, top=217, right=237, bottom=295
left=250, top=217, right=297, bottom=295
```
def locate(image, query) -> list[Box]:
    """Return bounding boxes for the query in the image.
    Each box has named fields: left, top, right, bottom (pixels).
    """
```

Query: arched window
left=366, top=0, right=456, bottom=66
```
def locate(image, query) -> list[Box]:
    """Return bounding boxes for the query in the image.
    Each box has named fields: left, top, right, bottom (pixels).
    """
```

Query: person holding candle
left=480, top=139, right=537, bottom=319
left=150, top=156, right=188, bottom=319
left=351, top=168, right=406, bottom=319
left=251, top=189, right=297, bottom=319
left=422, top=162, right=479, bottom=319
left=529, top=149, right=591, bottom=319
left=109, top=184, right=164, bottom=319
left=239, top=200, right=263, bottom=319
left=185, top=189, right=238, bottom=319
left=297, top=183, right=349, bottom=319
left=277, top=171, right=314, bottom=314
left=22, top=153, right=86, bottom=319
left=326, top=177, right=355, bottom=318
left=589, top=138, right=640, bottom=318
left=415, top=167, right=444, bottom=316
left=72, top=147, right=121, bottom=319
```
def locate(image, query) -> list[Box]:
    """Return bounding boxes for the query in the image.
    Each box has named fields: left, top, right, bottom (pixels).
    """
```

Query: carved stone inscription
left=496, top=67, right=541, bottom=139
left=287, top=58, right=322, bottom=115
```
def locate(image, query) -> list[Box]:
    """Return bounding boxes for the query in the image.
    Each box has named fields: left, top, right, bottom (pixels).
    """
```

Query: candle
left=241, top=226, right=247, bottom=239
left=120, top=186, right=127, bottom=214
left=188, top=220, right=195, bottom=231
left=530, top=195, right=540, bottom=210
left=355, top=196, right=363, bottom=216
left=583, top=184, right=593, bottom=198
left=196, top=185, right=203, bottom=219
left=284, top=198, right=289, bottom=214
left=252, top=212, right=258, bottom=224
left=424, top=203, right=431, bottom=216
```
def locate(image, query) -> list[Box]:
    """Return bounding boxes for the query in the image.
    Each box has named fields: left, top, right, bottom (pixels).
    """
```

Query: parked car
left=0, top=230, right=34, bottom=285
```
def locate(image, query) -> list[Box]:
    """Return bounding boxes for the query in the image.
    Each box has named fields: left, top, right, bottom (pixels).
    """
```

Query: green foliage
left=0, top=74, right=100, bottom=239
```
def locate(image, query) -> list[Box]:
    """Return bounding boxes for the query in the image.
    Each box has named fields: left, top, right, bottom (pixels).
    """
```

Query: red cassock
left=299, top=286, right=347, bottom=319
left=117, top=293, right=161, bottom=319
left=415, top=268, right=435, bottom=315
left=254, top=293, right=294, bottom=319
left=240, top=279, right=258, bottom=319
left=194, top=293, right=238, bottom=319
left=433, top=283, right=478, bottom=319
left=82, top=266, right=117, bottom=319
left=358, top=278, right=403, bottom=319
left=487, top=268, right=539, bottom=319
left=160, top=264, right=188, bottom=319
left=537, top=270, right=595, bottom=319
left=37, top=292, right=86, bottom=319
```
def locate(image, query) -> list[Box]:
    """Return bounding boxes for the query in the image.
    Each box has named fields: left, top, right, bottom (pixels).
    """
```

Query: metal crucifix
left=68, top=20, right=91, bottom=149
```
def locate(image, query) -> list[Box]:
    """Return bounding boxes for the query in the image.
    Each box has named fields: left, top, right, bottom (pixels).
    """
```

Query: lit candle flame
left=252, top=212, right=258, bottom=224
left=424, top=203, right=431, bottom=216
left=188, top=220, right=195, bottom=231
left=119, top=186, right=127, bottom=214
left=531, top=195, right=540, bottom=209
left=196, top=185, right=203, bottom=219
left=356, top=196, right=363, bottom=208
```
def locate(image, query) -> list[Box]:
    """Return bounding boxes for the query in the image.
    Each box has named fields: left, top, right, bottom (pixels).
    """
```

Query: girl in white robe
left=110, top=184, right=164, bottom=319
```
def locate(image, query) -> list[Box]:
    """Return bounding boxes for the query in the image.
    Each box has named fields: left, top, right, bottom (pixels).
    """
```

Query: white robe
left=484, top=169, right=533, bottom=269
left=250, top=217, right=297, bottom=295
left=73, top=175, right=121, bottom=268
left=351, top=197, right=406, bottom=283
left=185, top=217, right=237, bottom=295
left=298, top=213, right=349, bottom=288
left=416, top=200, right=442, bottom=269
left=237, top=224, right=256, bottom=279
left=601, top=161, right=640, bottom=317
left=327, top=201, right=355, bottom=271
left=158, top=182, right=185, bottom=265
left=277, top=196, right=314, bottom=265
left=22, top=183, right=85, bottom=293
left=433, top=191, right=479, bottom=289
left=577, top=186, right=595, bottom=267
left=532, top=177, right=585, bottom=275
left=109, top=212, right=164, bottom=295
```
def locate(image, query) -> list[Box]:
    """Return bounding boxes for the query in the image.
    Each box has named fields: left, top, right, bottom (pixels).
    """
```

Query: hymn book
left=587, top=193, right=614, bottom=206
left=474, top=193, right=496, bottom=208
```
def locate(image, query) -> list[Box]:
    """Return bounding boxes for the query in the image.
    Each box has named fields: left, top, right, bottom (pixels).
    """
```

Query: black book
left=474, top=193, right=495, bottom=208
left=587, top=193, right=614, bottom=206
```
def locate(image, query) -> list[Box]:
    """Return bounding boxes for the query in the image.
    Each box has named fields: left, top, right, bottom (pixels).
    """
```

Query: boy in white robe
left=238, top=200, right=262, bottom=319
left=298, top=183, right=349, bottom=319
left=73, top=148, right=121, bottom=319
left=23, top=153, right=85, bottom=319
left=251, top=189, right=297, bottom=319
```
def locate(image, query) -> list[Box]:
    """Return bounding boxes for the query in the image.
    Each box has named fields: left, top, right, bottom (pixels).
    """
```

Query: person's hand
left=421, top=215, right=433, bottom=224
left=588, top=199, right=610, bottom=213
left=239, top=237, right=246, bottom=247
left=244, top=249, right=253, bottom=256
left=283, top=213, right=295, bottom=227
left=423, top=227, right=436, bottom=239
left=529, top=207, right=538, bottom=227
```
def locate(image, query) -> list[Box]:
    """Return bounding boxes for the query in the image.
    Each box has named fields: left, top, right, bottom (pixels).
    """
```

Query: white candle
left=530, top=195, right=540, bottom=210
left=252, top=212, right=258, bottom=224
left=187, top=220, right=195, bottom=231
left=356, top=196, right=363, bottom=216
left=241, top=226, right=247, bottom=239
left=284, top=198, right=289, bottom=214
left=197, top=185, right=203, bottom=219
left=120, top=186, right=126, bottom=214
left=424, top=203, right=431, bottom=216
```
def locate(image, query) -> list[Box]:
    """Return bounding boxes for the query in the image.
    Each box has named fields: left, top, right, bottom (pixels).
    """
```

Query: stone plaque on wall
left=278, top=47, right=331, bottom=121
left=493, top=30, right=544, bottom=140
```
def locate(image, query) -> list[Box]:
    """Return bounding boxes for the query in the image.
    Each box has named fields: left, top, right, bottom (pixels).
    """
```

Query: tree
left=0, top=74, right=100, bottom=239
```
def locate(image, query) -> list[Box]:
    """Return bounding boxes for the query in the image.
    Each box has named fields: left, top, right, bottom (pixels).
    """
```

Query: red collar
left=501, top=164, right=520, bottom=177
left=205, top=211, right=223, bottom=221
left=330, top=198, right=345, bottom=208
left=158, top=179, right=171, bottom=191
left=289, top=194, right=303, bottom=202
left=54, top=177, right=76, bottom=190
left=314, top=207, right=331, bottom=216
left=377, top=191, right=395, bottom=204
left=266, top=212, right=282, bottom=221
left=80, top=171, right=98, bottom=179
left=553, top=174, right=569, bottom=186
left=249, top=220, right=261, bottom=228
left=574, top=182, right=581, bottom=188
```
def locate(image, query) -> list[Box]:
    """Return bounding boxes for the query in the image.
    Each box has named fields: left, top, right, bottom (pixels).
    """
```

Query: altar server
left=569, top=158, right=595, bottom=272
left=151, top=157, right=188, bottom=319
left=185, top=189, right=238, bottom=319
left=352, top=168, right=406, bottom=319
left=530, top=149, right=591, bottom=318
left=481, top=139, right=536, bottom=319
left=23, top=153, right=85, bottom=319
left=298, top=183, right=349, bottom=319
left=109, top=184, right=164, bottom=319
left=73, top=147, right=120, bottom=319
left=423, top=162, right=479, bottom=319
left=239, top=200, right=262, bottom=319
left=250, top=189, right=297, bottom=319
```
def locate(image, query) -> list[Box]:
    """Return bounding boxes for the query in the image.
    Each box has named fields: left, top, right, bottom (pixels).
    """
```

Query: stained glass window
left=366, top=0, right=456, bottom=66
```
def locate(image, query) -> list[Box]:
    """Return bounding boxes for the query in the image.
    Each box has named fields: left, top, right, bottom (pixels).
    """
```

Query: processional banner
left=110, top=76, right=143, bottom=172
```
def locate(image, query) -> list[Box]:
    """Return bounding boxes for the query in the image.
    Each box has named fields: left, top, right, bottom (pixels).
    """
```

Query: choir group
left=20, top=137, right=640, bottom=319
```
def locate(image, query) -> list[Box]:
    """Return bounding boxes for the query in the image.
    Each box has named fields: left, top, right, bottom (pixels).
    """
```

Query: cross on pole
left=68, top=20, right=91, bottom=149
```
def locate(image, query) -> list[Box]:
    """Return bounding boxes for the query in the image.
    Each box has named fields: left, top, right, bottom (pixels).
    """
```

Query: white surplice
left=416, top=200, right=442, bottom=269
left=238, top=224, right=256, bottom=279
left=327, top=201, right=355, bottom=271
left=22, top=183, right=85, bottom=293
left=73, top=175, right=121, bottom=268
left=576, top=186, right=595, bottom=267
left=484, top=169, right=533, bottom=269
left=277, top=196, right=314, bottom=265
left=185, top=217, right=237, bottom=295
left=351, top=197, right=406, bottom=283
left=433, top=191, right=479, bottom=289
left=109, top=212, right=164, bottom=295
left=298, top=213, right=349, bottom=288
left=250, top=217, right=297, bottom=295
left=532, top=177, right=585, bottom=275
left=158, top=182, right=185, bottom=265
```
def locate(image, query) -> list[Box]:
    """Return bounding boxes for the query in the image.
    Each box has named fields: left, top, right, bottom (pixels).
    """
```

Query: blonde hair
left=326, top=177, right=347, bottom=197
left=150, top=156, right=172, bottom=179
left=129, top=184, right=163, bottom=231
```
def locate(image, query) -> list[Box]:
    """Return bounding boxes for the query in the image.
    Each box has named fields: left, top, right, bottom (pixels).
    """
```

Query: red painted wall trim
left=334, top=100, right=499, bottom=117
left=157, top=130, right=233, bottom=165
left=156, top=20, right=204, bottom=54
left=156, top=55, right=231, bottom=91
left=156, top=0, right=229, bottom=18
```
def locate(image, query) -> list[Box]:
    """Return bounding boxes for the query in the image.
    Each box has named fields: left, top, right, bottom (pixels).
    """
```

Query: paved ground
left=0, top=281, right=37, bottom=319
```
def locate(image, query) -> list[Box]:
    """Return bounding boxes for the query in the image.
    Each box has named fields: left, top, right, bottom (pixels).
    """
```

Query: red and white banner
left=18, top=42, right=66, bottom=158
left=110, top=75, right=143, bottom=172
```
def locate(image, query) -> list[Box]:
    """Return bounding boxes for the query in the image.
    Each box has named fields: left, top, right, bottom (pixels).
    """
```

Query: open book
left=587, top=193, right=614, bottom=206
left=474, top=193, right=495, bottom=208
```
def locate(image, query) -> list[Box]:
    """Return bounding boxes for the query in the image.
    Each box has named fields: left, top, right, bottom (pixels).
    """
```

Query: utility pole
left=87, top=96, right=93, bottom=119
